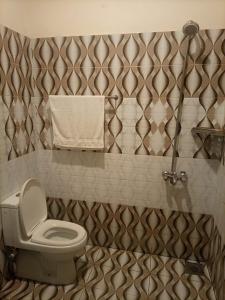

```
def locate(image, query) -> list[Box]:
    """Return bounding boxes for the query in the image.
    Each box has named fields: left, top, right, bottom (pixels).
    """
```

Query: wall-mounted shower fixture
left=162, top=20, right=200, bottom=185
left=162, top=171, right=187, bottom=185
left=182, top=20, right=199, bottom=36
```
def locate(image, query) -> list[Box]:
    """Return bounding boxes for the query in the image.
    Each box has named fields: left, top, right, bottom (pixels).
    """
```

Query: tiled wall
left=47, top=197, right=213, bottom=261
left=0, top=25, right=224, bottom=165
left=32, top=29, right=225, bottom=158
left=0, top=25, right=38, bottom=198
left=31, top=28, right=225, bottom=300
left=208, top=226, right=225, bottom=300
left=36, top=150, right=220, bottom=215
left=31, top=27, right=225, bottom=234
left=0, top=24, right=225, bottom=299
left=0, top=25, right=35, bottom=161
left=207, top=163, right=225, bottom=300
left=0, top=25, right=37, bottom=285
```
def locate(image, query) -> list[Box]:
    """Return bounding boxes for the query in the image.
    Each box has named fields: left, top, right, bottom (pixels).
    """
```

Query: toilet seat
left=17, top=178, right=87, bottom=253
left=19, top=178, right=47, bottom=239
left=31, top=219, right=87, bottom=247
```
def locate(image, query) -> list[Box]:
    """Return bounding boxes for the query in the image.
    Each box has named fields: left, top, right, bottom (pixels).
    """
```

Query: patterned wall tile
left=0, top=26, right=34, bottom=161
left=184, top=63, right=225, bottom=98
left=0, top=26, right=32, bottom=68
left=31, top=28, right=225, bottom=159
left=1, top=94, right=35, bottom=160
left=47, top=197, right=213, bottom=261
left=188, top=29, right=225, bottom=65
left=0, top=26, right=33, bottom=100
left=208, top=226, right=225, bottom=300
left=0, top=24, right=225, bottom=297
left=31, top=97, right=52, bottom=150
left=32, top=29, right=225, bottom=69
left=0, top=97, right=8, bottom=163
left=0, top=233, right=4, bottom=288
left=0, top=63, right=33, bottom=99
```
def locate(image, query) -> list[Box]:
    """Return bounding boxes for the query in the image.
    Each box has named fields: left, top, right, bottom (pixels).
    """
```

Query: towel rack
left=105, top=95, right=119, bottom=100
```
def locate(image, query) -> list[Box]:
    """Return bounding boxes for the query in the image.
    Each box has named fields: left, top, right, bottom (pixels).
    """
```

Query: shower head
left=182, top=20, right=199, bottom=36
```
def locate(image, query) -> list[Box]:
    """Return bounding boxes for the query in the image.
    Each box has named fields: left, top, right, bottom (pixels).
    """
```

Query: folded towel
left=49, top=95, right=105, bottom=149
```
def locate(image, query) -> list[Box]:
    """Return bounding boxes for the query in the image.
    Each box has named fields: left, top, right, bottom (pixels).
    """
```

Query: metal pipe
left=162, top=20, right=200, bottom=185
left=171, top=35, right=190, bottom=173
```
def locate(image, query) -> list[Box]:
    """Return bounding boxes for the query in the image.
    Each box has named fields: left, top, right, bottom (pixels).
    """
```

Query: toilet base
left=16, top=249, right=78, bottom=285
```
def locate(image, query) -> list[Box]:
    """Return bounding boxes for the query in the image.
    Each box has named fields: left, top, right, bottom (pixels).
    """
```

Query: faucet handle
left=179, top=171, right=187, bottom=182
left=162, top=171, right=169, bottom=181
left=162, top=170, right=187, bottom=184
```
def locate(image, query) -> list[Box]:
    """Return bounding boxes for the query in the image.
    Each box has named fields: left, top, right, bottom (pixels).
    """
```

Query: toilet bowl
left=0, top=178, right=87, bottom=284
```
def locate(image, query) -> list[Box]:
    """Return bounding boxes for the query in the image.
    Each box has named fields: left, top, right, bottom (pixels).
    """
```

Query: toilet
left=0, top=178, right=87, bottom=285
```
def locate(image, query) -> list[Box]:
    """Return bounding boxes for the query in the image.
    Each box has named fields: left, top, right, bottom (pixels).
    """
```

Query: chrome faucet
left=162, top=171, right=187, bottom=185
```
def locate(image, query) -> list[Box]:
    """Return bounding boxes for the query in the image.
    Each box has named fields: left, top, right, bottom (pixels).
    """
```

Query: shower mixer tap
left=162, top=171, right=187, bottom=185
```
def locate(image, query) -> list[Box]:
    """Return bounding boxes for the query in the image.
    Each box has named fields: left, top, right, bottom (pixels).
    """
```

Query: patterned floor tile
left=32, top=283, right=65, bottom=300
left=0, top=246, right=99, bottom=300
left=148, top=274, right=215, bottom=300
left=75, top=245, right=102, bottom=273
left=0, top=246, right=216, bottom=300
left=150, top=255, right=210, bottom=282
left=79, top=287, right=149, bottom=300
left=0, top=279, right=34, bottom=300
left=80, top=264, right=150, bottom=300
left=95, top=247, right=151, bottom=272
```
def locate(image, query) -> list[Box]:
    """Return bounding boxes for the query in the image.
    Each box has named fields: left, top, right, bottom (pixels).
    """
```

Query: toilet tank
left=0, top=193, right=21, bottom=247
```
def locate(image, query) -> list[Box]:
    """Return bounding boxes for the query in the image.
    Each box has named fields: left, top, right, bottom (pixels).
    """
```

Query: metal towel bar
left=105, top=95, right=119, bottom=100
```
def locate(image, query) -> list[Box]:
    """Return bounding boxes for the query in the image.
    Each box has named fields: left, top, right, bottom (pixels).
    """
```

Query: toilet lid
left=19, top=178, right=47, bottom=239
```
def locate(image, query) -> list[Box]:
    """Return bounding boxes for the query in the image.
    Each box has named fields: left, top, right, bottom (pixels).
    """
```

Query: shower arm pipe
left=171, top=35, right=190, bottom=173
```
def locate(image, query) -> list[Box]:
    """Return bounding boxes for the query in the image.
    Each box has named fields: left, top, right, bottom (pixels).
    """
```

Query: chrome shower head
left=182, top=20, right=199, bottom=36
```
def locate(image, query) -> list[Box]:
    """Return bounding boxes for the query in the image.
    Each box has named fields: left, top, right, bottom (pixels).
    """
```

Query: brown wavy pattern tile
left=149, top=274, right=215, bottom=300
left=150, top=255, right=209, bottom=280
left=184, top=63, right=225, bottom=98
left=33, top=97, right=52, bottom=150
left=2, top=26, right=225, bottom=159
left=0, top=233, right=4, bottom=289
left=33, top=66, right=150, bottom=98
left=0, top=279, right=34, bottom=299
left=0, top=26, right=33, bottom=99
left=32, top=30, right=225, bottom=69
left=0, top=245, right=216, bottom=300
left=0, top=26, right=34, bottom=160
left=208, top=226, right=225, bottom=300
left=31, top=64, right=225, bottom=157
left=0, top=26, right=32, bottom=67
left=2, top=95, right=35, bottom=160
left=0, top=245, right=101, bottom=299
left=46, top=197, right=212, bottom=261
left=134, top=98, right=151, bottom=155
left=83, top=264, right=150, bottom=299
left=1, top=65, right=33, bottom=99
left=179, top=29, right=225, bottom=67
left=30, top=28, right=225, bottom=158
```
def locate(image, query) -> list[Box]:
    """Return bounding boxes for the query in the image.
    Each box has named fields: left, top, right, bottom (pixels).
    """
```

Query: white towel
left=49, top=95, right=105, bottom=149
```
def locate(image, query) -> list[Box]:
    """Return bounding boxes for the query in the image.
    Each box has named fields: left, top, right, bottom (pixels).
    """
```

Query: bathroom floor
left=0, top=245, right=215, bottom=300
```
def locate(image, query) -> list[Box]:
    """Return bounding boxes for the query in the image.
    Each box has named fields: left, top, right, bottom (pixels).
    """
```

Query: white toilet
left=0, top=178, right=87, bottom=285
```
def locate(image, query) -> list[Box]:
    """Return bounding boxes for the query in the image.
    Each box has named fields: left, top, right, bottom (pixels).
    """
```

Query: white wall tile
left=0, top=152, right=38, bottom=202
left=33, top=149, right=221, bottom=217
